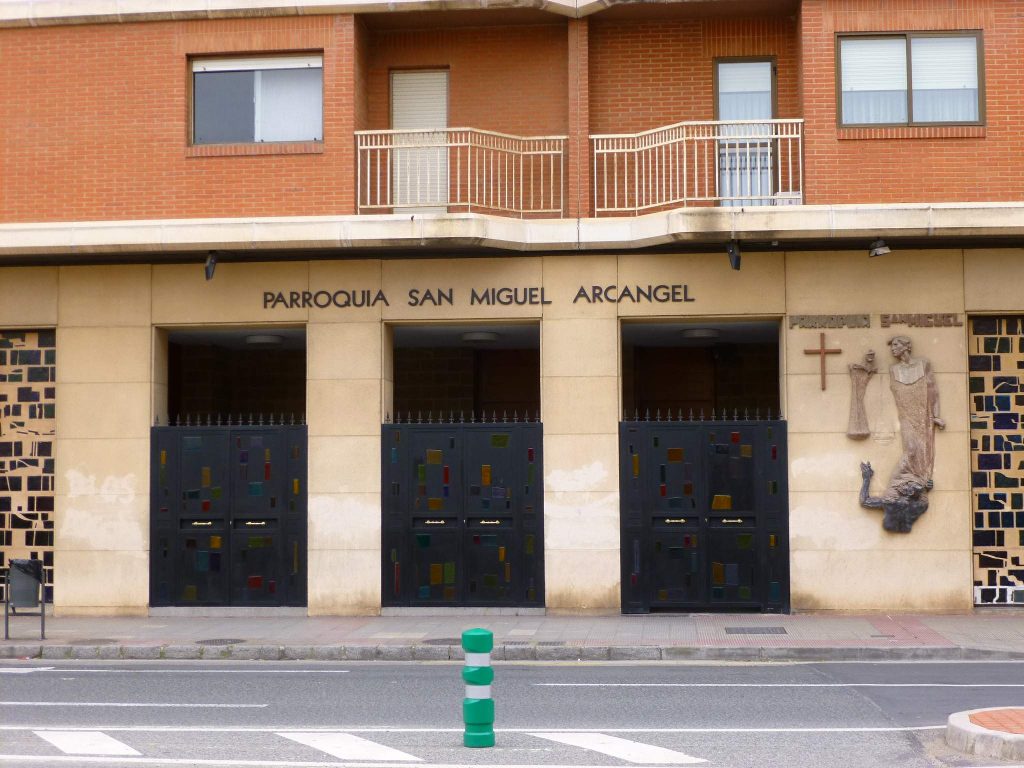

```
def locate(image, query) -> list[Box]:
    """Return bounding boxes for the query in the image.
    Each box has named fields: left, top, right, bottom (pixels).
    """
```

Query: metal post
left=462, top=628, right=495, bottom=748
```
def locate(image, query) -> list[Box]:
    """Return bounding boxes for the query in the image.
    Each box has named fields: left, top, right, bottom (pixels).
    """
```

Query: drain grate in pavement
left=195, top=638, right=246, bottom=646
left=422, top=638, right=460, bottom=645
left=69, top=638, right=118, bottom=645
left=536, top=641, right=566, bottom=646
left=724, top=626, right=787, bottom=635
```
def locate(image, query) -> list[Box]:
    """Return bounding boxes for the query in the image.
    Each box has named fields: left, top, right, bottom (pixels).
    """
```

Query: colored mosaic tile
left=970, top=317, right=1024, bottom=605
left=0, top=329, right=56, bottom=603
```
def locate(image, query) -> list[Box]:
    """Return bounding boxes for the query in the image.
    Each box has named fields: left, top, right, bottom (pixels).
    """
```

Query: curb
left=947, top=708, right=1024, bottom=761
left=3, top=643, right=1023, bottom=662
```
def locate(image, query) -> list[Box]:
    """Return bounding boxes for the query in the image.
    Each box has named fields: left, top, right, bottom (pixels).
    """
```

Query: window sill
left=186, top=141, right=324, bottom=158
left=837, top=125, right=985, bottom=140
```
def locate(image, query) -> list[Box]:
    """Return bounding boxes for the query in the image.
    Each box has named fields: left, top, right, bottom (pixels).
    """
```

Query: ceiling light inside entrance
left=680, top=328, right=721, bottom=340
left=461, top=331, right=500, bottom=342
left=245, top=334, right=284, bottom=345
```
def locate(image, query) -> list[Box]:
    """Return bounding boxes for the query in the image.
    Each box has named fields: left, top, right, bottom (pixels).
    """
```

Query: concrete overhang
left=0, top=0, right=795, bottom=26
left=1, top=203, right=1024, bottom=264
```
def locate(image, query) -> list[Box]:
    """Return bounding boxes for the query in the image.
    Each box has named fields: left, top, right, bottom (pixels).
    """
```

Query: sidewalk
left=4, top=611, right=1024, bottom=661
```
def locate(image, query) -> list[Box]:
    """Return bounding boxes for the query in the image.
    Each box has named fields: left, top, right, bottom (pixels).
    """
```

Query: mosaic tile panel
left=970, top=316, right=1024, bottom=605
left=0, top=330, right=56, bottom=603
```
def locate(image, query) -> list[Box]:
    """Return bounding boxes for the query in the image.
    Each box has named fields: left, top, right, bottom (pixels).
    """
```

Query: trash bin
left=5, top=558, right=45, bottom=640
left=9, top=559, right=43, bottom=607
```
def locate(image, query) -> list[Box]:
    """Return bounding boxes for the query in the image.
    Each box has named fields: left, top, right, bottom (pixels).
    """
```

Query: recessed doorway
left=619, top=320, right=788, bottom=614
left=166, top=328, right=305, bottom=422
left=383, top=323, right=543, bottom=608
left=622, top=320, right=780, bottom=418
left=151, top=327, right=308, bottom=609
left=391, top=324, right=539, bottom=419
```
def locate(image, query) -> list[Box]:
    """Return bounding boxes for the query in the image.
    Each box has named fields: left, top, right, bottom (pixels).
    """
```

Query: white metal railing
left=591, top=119, right=804, bottom=214
left=356, top=128, right=567, bottom=217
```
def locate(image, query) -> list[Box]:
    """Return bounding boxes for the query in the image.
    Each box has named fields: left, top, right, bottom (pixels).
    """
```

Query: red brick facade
left=588, top=16, right=801, bottom=134
left=801, top=0, right=1017, bottom=204
left=0, top=1, right=1019, bottom=222
left=1, top=16, right=357, bottom=222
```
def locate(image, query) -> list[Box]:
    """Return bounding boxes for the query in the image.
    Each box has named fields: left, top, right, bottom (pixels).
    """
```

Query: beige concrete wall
left=965, top=249, right=1024, bottom=312
left=55, top=265, right=153, bottom=615
left=542, top=254, right=620, bottom=611
left=0, top=268, right=59, bottom=328
left=784, top=250, right=972, bottom=611
left=307, top=260, right=384, bottom=615
left=14, top=247, right=993, bottom=614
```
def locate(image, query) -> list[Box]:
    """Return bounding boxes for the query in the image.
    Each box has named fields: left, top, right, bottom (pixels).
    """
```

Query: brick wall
left=625, top=343, right=779, bottom=417
left=364, top=24, right=568, bottom=135
left=3, top=2, right=1020, bottom=222
left=0, top=15, right=356, bottom=223
left=354, top=17, right=371, bottom=132
left=169, top=344, right=306, bottom=418
left=393, top=347, right=540, bottom=416
left=589, top=16, right=801, bottom=134
left=801, top=0, right=1017, bottom=204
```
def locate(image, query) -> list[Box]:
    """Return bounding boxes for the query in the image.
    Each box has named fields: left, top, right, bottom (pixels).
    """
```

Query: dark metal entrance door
left=620, top=418, right=789, bottom=613
left=150, top=425, right=307, bottom=607
left=382, top=419, right=543, bottom=607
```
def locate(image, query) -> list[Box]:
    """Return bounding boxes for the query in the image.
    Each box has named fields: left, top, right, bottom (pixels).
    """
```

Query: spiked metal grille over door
left=620, top=418, right=789, bottom=613
left=150, top=425, right=307, bottom=607
left=382, top=420, right=543, bottom=607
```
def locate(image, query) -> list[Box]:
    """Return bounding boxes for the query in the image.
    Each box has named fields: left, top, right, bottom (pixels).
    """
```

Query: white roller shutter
left=391, top=70, right=449, bottom=211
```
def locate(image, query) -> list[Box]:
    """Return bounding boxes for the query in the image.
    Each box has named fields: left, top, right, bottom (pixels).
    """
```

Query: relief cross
left=804, top=332, right=842, bottom=390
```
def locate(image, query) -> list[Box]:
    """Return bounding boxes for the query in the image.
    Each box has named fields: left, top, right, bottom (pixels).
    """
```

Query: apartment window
left=838, top=33, right=981, bottom=126
left=192, top=55, right=323, bottom=145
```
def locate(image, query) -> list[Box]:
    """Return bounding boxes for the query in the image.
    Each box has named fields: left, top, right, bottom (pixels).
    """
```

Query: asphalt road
left=0, top=659, right=1022, bottom=768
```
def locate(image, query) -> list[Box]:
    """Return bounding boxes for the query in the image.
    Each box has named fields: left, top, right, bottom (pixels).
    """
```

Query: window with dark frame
left=838, top=32, right=982, bottom=127
left=191, top=55, right=323, bottom=145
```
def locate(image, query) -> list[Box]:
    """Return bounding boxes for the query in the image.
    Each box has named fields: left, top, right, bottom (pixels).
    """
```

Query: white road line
left=0, top=667, right=54, bottom=674
left=33, top=730, right=141, bottom=756
left=0, top=725, right=947, bottom=733
left=278, top=732, right=422, bottom=762
left=0, top=758, right=663, bottom=768
left=535, top=682, right=1024, bottom=688
left=0, top=702, right=267, bottom=708
left=0, top=669, right=351, bottom=674
left=529, top=732, right=705, bottom=764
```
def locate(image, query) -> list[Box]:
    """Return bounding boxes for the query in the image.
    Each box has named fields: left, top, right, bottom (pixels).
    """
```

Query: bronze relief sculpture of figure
left=858, top=336, right=945, bottom=533
left=846, top=350, right=877, bottom=439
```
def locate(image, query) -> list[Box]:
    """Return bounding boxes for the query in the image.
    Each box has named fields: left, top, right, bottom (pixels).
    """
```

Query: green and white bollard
left=461, top=628, right=495, bottom=748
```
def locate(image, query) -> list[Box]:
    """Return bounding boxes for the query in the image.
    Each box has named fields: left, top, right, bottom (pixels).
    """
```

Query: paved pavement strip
left=3, top=643, right=1024, bottom=662
left=4, top=612, right=1024, bottom=662
left=947, top=707, right=1024, bottom=761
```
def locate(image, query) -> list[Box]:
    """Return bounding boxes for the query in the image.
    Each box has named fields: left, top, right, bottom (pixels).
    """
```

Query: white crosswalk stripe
left=33, top=730, right=141, bottom=756
left=13, top=727, right=716, bottom=765
left=529, top=731, right=707, bottom=764
left=277, top=730, right=423, bottom=761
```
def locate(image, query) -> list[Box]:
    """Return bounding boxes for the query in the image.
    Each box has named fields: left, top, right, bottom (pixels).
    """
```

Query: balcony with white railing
left=591, top=119, right=804, bottom=215
left=356, top=128, right=567, bottom=218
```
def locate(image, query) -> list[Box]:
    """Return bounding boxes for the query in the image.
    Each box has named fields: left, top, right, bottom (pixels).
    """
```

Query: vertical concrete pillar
left=54, top=266, right=154, bottom=615
left=152, top=329, right=169, bottom=427
left=541, top=255, right=619, bottom=611
left=566, top=18, right=591, bottom=219
left=306, top=260, right=385, bottom=614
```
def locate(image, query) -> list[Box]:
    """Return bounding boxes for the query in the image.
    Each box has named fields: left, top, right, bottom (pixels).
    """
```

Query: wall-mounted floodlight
left=204, top=251, right=218, bottom=280
left=726, top=240, right=741, bottom=271
left=868, top=239, right=891, bottom=258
